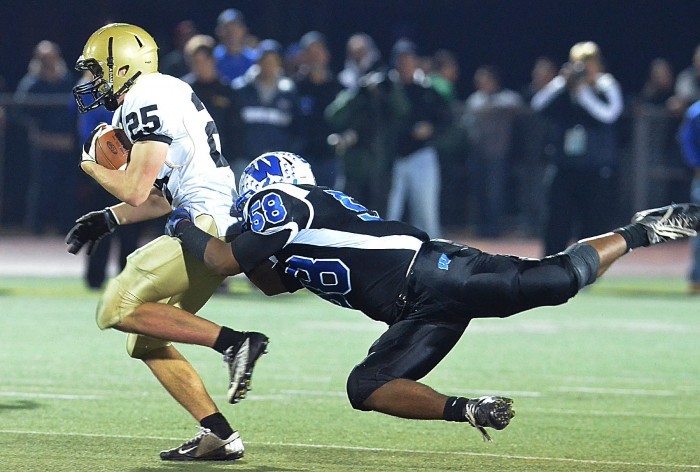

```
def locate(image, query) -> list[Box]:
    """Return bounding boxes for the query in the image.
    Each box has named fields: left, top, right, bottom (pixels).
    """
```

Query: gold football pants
left=95, top=214, right=226, bottom=358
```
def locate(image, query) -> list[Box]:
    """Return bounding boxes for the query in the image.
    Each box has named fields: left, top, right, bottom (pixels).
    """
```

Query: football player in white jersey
left=66, top=23, right=268, bottom=461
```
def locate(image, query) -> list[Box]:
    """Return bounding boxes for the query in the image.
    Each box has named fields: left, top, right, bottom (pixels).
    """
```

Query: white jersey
left=113, top=73, right=237, bottom=237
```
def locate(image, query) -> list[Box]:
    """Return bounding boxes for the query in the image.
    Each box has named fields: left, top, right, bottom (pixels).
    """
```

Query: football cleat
left=160, top=428, right=244, bottom=461
left=631, top=203, right=700, bottom=245
left=223, top=332, right=270, bottom=404
left=464, top=396, right=515, bottom=442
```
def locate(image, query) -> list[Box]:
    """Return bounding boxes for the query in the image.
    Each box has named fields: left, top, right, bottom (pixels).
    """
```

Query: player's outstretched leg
left=160, top=427, right=244, bottom=461
left=630, top=203, right=700, bottom=245
left=578, top=203, right=700, bottom=280
left=223, top=331, right=270, bottom=404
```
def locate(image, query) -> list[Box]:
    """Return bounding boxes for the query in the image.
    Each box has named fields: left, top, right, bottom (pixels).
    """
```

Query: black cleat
left=224, top=332, right=269, bottom=404
left=464, top=396, right=515, bottom=442
left=632, top=203, right=700, bottom=245
left=160, top=428, right=244, bottom=461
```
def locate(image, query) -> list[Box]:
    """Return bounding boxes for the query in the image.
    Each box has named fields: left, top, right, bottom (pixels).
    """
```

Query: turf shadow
left=130, top=465, right=301, bottom=471
left=0, top=399, right=41, bottom=411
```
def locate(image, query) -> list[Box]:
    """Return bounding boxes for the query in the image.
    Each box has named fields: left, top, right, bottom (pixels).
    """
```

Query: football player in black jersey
left=167, top=151, right=700, bottom=441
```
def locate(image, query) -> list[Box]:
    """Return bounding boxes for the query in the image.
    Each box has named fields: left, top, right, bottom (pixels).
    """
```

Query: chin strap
left=106, top=71, right=143, bottom=111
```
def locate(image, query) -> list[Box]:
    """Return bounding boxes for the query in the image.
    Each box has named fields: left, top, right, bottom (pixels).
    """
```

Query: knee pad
left=96, top=277, right=143, bottom=330
left=519, top=256, right=580, bottom=307
left=562, top=242, right=600, bottom=289
left=346, top=365, right=388, bottom=411
left=126, top=333, right=171, bottom=359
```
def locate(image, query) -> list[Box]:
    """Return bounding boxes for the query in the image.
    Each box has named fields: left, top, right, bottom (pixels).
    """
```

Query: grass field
left=1, top=275, right=699, bottom=471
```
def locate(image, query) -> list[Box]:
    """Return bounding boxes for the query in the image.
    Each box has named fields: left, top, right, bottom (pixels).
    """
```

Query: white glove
left=81, top=122, right=113, bottom=165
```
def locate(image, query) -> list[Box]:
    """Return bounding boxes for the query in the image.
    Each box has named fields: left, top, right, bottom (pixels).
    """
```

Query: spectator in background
left=15, top=40, right=77, bottom=234
left=670, top=45, right=700, bottom=116
left=465, top=65, right=523, bottom=112
left=429, top=50, right=470, bottom=231
left=532, top=41, right=623, bottom=256
left=295, top=31, right=343, bottom=187
left=214, top=8, right=258, bottom=83
left=232, top=39, right=301, bottom=179
left=182, top=34, right=243, bottom=162
left=160, top=20, right=198, bottom=78
left=430, top=49, right=460, bottom=104
left=521, top=56, right=558, bottom=103
left=338, top=33, right=385, bottom=91
left=463, top=65, right=523, bottom=237
left=325, top=51, right=395, bottom=215
left=283, top=42, right=304, bottom=78
left=385, top=38, right=450, bottom=238
left=638, top=58, right=675, bottom=107
left=678, top=100, right=700, bottom=294
left=511, top=56, right=559, bottom=236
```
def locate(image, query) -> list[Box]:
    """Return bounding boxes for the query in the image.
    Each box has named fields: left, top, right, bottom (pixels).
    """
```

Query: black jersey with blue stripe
left=232, top=183, right=429, bottom=323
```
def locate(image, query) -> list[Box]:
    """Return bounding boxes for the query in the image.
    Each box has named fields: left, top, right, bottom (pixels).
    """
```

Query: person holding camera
left=385, top=39, right=451, bottom=238
left=531, top=41, right=624, bottom=256
left=325, top=50, right=393, bottom=215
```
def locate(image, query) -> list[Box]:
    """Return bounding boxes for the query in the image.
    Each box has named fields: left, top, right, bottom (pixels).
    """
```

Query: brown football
left=95, top=128, right=132, bottom=170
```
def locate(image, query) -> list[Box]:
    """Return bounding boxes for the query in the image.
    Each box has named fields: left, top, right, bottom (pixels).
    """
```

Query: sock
left=212, top=326, right=246, bottom=354
left=613, top=223, right=649, bottom=250
left=443, top=396, right=469, bottom=422
left=200, top=412, right=234, bottom=439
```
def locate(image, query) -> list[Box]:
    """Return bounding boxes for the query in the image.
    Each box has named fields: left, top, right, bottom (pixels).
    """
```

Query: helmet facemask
left=73, top=56, right=119, bottom=112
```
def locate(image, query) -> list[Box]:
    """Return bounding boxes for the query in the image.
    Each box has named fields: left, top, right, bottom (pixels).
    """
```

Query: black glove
left=65, top=208, right=119, bottom=255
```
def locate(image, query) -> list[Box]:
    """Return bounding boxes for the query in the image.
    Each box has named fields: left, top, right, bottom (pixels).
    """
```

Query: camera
left=568, top=61, right=587, bottom=81
left=358, top=71, right=392, bottom=94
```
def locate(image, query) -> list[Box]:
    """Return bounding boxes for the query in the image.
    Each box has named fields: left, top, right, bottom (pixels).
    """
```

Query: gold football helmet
left=73, top=23, right=158, bottom=112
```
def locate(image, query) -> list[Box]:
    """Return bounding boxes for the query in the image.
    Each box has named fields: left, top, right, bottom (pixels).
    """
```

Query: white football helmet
left=236, top=152, right=316, bottom=212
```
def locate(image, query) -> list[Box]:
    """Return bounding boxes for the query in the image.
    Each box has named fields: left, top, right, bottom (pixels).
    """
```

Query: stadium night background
left=1, top=1, right=700, bottom=470
left=1, top=0, right=699, bottom=94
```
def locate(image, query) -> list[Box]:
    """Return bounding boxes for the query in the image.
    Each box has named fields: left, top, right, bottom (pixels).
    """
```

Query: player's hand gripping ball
left=82, top=123, right=132, bottom=170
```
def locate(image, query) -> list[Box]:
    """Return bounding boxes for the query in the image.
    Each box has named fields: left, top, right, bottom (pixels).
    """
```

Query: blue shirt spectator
left=679, top=100, right=700, bottom=293
left=214, top=8, right=258, bottom=83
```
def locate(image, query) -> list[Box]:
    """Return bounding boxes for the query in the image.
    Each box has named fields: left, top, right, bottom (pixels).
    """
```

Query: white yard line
left=555, top=386, right=677, bottom=396
left=0, top=429, right=697, bottom=469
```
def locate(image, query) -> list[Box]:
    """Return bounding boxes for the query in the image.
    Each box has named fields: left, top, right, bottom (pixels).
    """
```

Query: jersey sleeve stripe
left=135, top=133, right=173, bottom=145
left=293, top=228, right=424, bottom=252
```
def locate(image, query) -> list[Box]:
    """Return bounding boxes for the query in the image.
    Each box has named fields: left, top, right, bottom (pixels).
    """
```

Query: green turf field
left=1, top=276, right=699, bottom=471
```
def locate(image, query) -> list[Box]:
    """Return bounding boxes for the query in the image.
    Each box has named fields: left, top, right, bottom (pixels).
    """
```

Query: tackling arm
left=173, top=219, right=243, bottom=276
left=175, top=220, right=288, bottom=294
left=247, top=263, right=290, bottom=296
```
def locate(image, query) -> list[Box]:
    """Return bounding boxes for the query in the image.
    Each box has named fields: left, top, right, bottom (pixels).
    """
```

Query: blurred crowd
left=2, top=8, right=700, bottom=262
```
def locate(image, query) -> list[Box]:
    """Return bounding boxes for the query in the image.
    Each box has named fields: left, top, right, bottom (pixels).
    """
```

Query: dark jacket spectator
left=295, top=31, right=343, bottom=187
left=182, top=34, right=243, bottom=162
left=232, top=39, right=301, bottom=178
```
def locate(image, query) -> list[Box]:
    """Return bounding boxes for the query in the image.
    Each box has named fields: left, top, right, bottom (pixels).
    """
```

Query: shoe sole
left=227, top=338, right=269, bottom=404
left=161, top=451, right=244, bottom=461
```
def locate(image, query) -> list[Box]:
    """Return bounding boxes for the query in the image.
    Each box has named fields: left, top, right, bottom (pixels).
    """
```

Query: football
left=95, top=127, right=132, bottom=170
